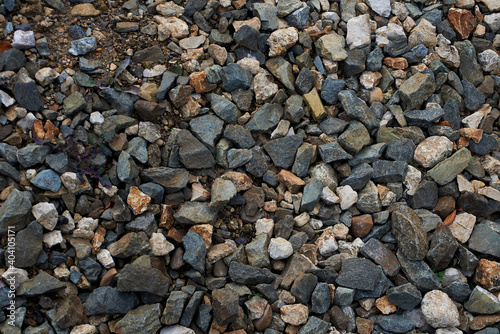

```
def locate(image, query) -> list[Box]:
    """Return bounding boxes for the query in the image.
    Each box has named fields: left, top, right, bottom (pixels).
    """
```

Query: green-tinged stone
left=303, top=88, right=327, bottom=121
left=427, top=148, right=471, bottom=185
left=315, top=33, right=348, bottom=62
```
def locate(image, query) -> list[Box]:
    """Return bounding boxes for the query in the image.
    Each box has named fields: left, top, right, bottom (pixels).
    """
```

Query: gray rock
left=0, top=143, right=18, bottom=165
left=212, top=287, right=240, bottom=326
left=162, top=291, right=189, bottom=325
left=0, top=189, right=32, bottom=234
left=392, top=205, right=429, bottom=260
left=343, top=49, right=366, bottom=77
left=319, top=117, right=348, bottom=135
left=220, top=63, right=253, bottom=92
left=125, top=137, right=148, bottom=164
left=360, top=238, right=400, bottom=277
left=372, top=160, right=408, bottom=183
left=246, top=146, right=271, bottom=177
left=18, top=271, right=66, bottom=296
left=189, top=115, right=224, bottom=151
left=141, top=167, right=188, bottom=193
left=246, top=233, right=270, bottom=268
left=176, top=130, right=215, bottom=169
left=174, top=202, right=218, bottom=225
left=46, top=153, right=69, bottom=173
left=101, top=88, right=138, bottom=116
left=411, top=180, right=439, bottom=210
left=0, top=161, right=20, bottom=182
left=264, top=134, right=303, bottom=169
left=385, top=138, right=415, bottom=163
left=227, top=148, right=252, bottom=168
left=234, top=25, right=261, bottom=51
left=62, top=91, right=86, bottom=116
left=285, top=95, right=305, bottom=123
left=228, top=261, right=275, bottom=285
left=295, top=67, right=315, bottom=95
left=69, top=37, right=97, bottom=56
left=386, top=283, right=422, bottom=310
left=456, top=40, right=484, bottom=87
left=468, top=221, right=500, bottom=258
left=349, top=143, right=387, bottom=166
left=354, top=265, right=393, bottom=299
left=117, top=151, right=139, bottom=183
left=183, top=231, right=207, bottom=273
left=336, top=258, right=381, bottom=290
left=398, top=72, right=436, bottom=110
left=300, top=179, right=323, bottom=212
left=297, top=316, right=330, bottom=334
left=340, top=163, right=373, bottom=190
left=318, top=142, right=352, bottom=163
left=465, top=286, right=500, bottom=314
left=115, top=304, right=162, bottom=334
left=377, top=314, right=415, bottom=333
left=222, top=125, right=254, bottom=150
left=311, top=282, right=331, bottom=314
left=78, top=257, right=101, bottom=283
left=333, top=287, right=355, bottom=306
left=292, top=143, right=314, bottom=178
left=404, top=108, right=445, bottom=127
left=266, top=57, right=295, bottom=91
left=157, top=71, right=178, bottom=102
left=180, top=291, right=204, bottom=327
left=126, top=212, right=156, bottom=236
left=338, top=121, right=371, bottom=154
left=14, top=81, right=44, bottom=112
left=397, top=249, right=440, bottom=292
left=101, top=115, right=136, bottom=139
left=367, top=46, right=384, bottom=72
left=17, top=144, right=51, bottom=168
left=31, top=169, right=61, bottom=192
left=338, top=90, right=378, bottom=129
left=291, top=273, right=318, bottom=304
left=253, top=3, right=279, bottom=32
left=246, top=103, right=284, bottom=132
left=84, top=286, right=135, bottom=315
left=287, top=6, right=310, bottom=29
left=0, top=48, right=26, bottom=72
left=209, top=93, right=242, bottom=124
left=463, top=79, right=486, bottom=111
left=427, top=148, right=471, bottom=185
left=12, top=221, right=42, bottom=268
left=117, top=263, right=171, bottom=297
left=196, top=304, right=212, bottom=332
left=469, top=134, right=499, bottom=155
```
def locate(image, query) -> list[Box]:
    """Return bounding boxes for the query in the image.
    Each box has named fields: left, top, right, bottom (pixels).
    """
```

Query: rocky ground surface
left=0, top=0, right=499, bottom=332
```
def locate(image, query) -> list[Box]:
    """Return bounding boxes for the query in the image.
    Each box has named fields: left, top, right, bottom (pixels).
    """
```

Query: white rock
left=0, top=90, right=15, bottom=107
left=150, top=232, right=175, bottom=256
left=12, top=30, right=36, bottom=49
left=346, top=14, right=371, bottom=50
left=160, top=326, right=195, bottom=334
left=333, top=223, right=349, bottom=239
left=156, top=1, right=184, bottom=17
left=480, top=0, right=500, bottom=11
left=32, top=202, right=58, bottom=230
left=138, top=121, right=162, bottom=143
left=70, top=325, right=98, bottom=334
left=421, top=290, right=460, bottom=328
left=89, top=112, right=105, bottom=124
left=448, top=212, right=476, bottom=243
left=270, top=119, right=290, bottom=139
left=35, top=68, right=59, bottom=86
left=322, top=12, right=341, bottom=23
left=404, top=165, right=422, bottom=196
left=477, top=186, right=500, bottom=202
left=309, top=218, right=323, bottom=230
left=338, top=238, right=364, bottom=257
left=179, top=35, right=206, bottom=49
left=237, top=57, right=263, bottom=75
left=268, top=237, right=294, bottom=260
left=43, top=230, right=64, bottom=248
left=367, top=0, right=391, bottom=17
left=414, top=136, right=453, bottom=168
left=294, top=212, right=310, bottom=227
left=267, top=27, right=299, bottom=57
left=1, top=267, right=28, bottom=288
left=484, top=13, right=500, bottom=33
left=97, top=249, right=115, bottom=268
left=457, top=174, right=474, bottom=193
left=77, top=217, right=98, bottom=231
left=143, top=64, right=166, bottom=78
left=54, top=267, right=70, bottom=280
left=321, top=186, right=340, bottom=204
left=315, top=228, right=338, bottom=255
left=98, top=182, right=118, bottom=197
left=60, top=210, right=76, bottom=233
left=336, top=185, right=358, bottom=210
left=391, top=2, right=409, bottom=21
left=376, top=23, right=406, bottom=45
left=154, top=16, right=189, bottom=39
left=253, top=72, right=279, bottom=104
left=255, top=218, right=274, bottom=237
left=61, top=172, right=92, bottom=194
left=435, top=328, right=463, bottom=334
left=478, top=50, right=500, bottom=73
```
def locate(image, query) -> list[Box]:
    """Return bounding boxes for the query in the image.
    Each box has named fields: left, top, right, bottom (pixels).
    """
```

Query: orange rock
left=0, top=41, right=12, bottom=54
left=126, top=186, right=151, bottom=215
left=33, top=119, right=45, bottom=140
left=253, top=304, right=272, bottom=331
left=99, top=268, right=117, bottom=286
left=474, top=259, right=500, bottom=291
left=221, top=171, right=252, bottom=191
left=91, top=225, right=106, bottom=254
left=44, top=120, right=60, bottom=143
left=277, top=170, right=306, bottom=193
left=383, top=57, right=409, bottom=69
left=470, top=313, right=500, bottom=330
left=459, top=128, right=483, bottom=143
left=299, top=243, right=318, bottom=265
left=448, top=8, right=477, bottom=39
left=457, top=136, right=469, bottom=148
left=189, top=71, right=216, bottom=94
left=356, top=317, right=374, bottom=334
left=280, top=304, right=308, bottom=325
left=167, top=228, right=186, bottom=243
left=376, top=296, right=397, bottom=314
left=444, top=210, right=457, bottom=226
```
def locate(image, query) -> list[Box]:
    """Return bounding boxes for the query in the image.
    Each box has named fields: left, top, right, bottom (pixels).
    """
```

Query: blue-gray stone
left=0, top=47, right=26, bottom=72
left=372, top=160, right=408, bottom=183
left=314, top=55, right=326, bottom=75
left=349, top=143, right=387, bottom=166
left=0, top=189, right=32, bottom=234
left=126, top=137, right=148, bottom=164
left=139, top=183, right=164, bottom=204
left=367, top=46, right=384, bottom=71
left=340, top=163, right=372, bottom=190
left=443, top=98, right=461, bottom=130
left=31, top=169, right=61, bottom=192
left=177, top=129, right=215, bottom=169
left=227, top=148, right=253, bottom=168
left=385, top=138, right=415, bottom=163
left=234, top=25, right=261, bottom=51
left=116, top=262, right=171, bottom=297
left=101, top=88, right=138, bottom=116
left=295, top=67, right=315, bottom=95
left=141, top=167, right=189, bottom=193
left=18, top=271, right=66, bottom=296
left=220, top=63, right=253, bottom=92
left=197, top=304, right=212, bottom=332
left=397, top=249, right=440, bottom=292
left=126, top=212, right=156, bottom=236
left=14, top=81, right=44, bottom=112
left=228, top=261, right=275, bottom=285
left=264, top=134, right=303, bottom=169
left=224, top=124, right=255, bottom=149
left=336, top=258, right=381, bottom=290
left=321, top=78, right=345, bottom=105
left=68, top=25, right=86, bottom=39
left=318, top=141, right=352, bottom=163
left=12, top=221, right=43, bottom=268
left=209, top=93, right=242, bottom=124
left=157, top=71, right=178, bottom=102
left=263, top=171, right=279, bottom=187
left=286, top=6, right=310, bottom=29
left=297, top=316, right=329, bottom=334
left=292, top=143, right=313, bottom=178
left=246, top=103, right=284, bottom=132
left=69, top=37, right=97, bottom=56
left=404, top=108, right=445, bottom=127
left=465, top=286, right=500, bottom=315
left=190, top=115, right=224, bottom=151
left=319, top=117, right=348, bottom=135
left=253, top=3, right=279, bottom=32
left=456, top=40, right=484, bottom=87
left=0, top=143, right=18, bottom=165
left=46, top=153, right=69, bottom=173
left=117, top=151, right=139, bottom=183
left=338, top=90, right=378, bottom=129
left=300, top=179, right=323, bottom=212
left=333, top=287, right=355, bottom=306
left=386, top=283, right=422, bottom=310
left=469, top=134, right=499, bottom=155
left=0, top=161, right=19, bottom=182
left=384, top=37, right=410, bottom=57
left=84, top=286, right=135, bottom=315
left=78, top=257, right=102, bottom=283
left=183, top=231, right=207, bottom=273
left=463, top=79, right=486, bottom=111
left=468, top=221, right=500, bottom=258
left=377, top=314, right=415, bottom=333
left=17, top=144, right=51, bottom=168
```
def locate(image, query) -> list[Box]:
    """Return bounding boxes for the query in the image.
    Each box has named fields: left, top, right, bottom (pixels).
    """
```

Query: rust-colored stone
left=99, top=268, right=117, bottom=287
left=433, top=196, right=456, bottom=219
left=126, top=186, right=151, bottom=215
left=189, top=224, right=213, bottom=249
left=189, top=71, right=216, bottom=94
left=356, top=317, right=374, bottom=334
left=33, top=119, right=45, bottom=140
left=159, top=204, right=174, bottom=229
left=167, top=228, right=186, bottom=244
left=375, top=296, right=397, bottom=314
left=470, top=313, right=500, bottom=330
left=253, top=304, right=273, bottom=331
left=383, top=57, right=409, bottom=69
left=277, top=170, right=306, bottom=193
left=459, top=128, right=483, bottom=143
left=475, top=259, right=500, bottom=291
left=448, top=8, right=478, bottom=39
left=351, top=214, right=374, bottom=238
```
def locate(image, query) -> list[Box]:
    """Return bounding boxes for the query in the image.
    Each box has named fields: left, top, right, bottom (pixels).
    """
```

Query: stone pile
left=0, top=0, right=499, bottom=333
